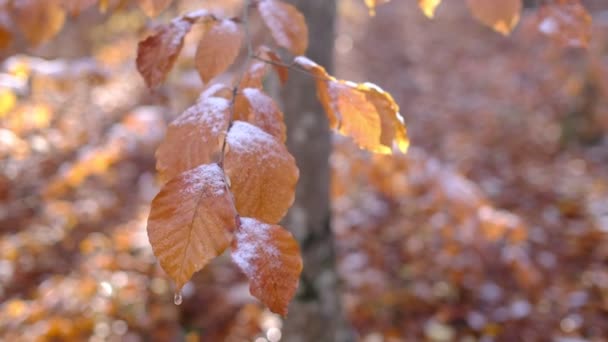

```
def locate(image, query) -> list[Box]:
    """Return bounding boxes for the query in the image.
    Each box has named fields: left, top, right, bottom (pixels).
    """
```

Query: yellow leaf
left=467, top=0, right=522, bottom=35
left=147, top=163, right=237, bottom=290
left=231, top=217, right=302, bottom=316
left=419, top=0, right=442, bottom=19
left=364, top=0, right=390, bottom=16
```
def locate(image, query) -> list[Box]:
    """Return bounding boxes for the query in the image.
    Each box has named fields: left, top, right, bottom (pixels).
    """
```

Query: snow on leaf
left=418, top=0, right=442, bottom=19
left=11, top=0, right=66, bottom=45
left=195, top=19, right=244, bottom=84
left=136, top=17, right=193, bottom=88
left=467, top=0, right=522, bottom=36
left=155, top=96, right=231, bottom=182
left=295, top=56, right=409, bottom=155
left=147, top=163, right=238, bottom=291
left=258, top=0, right=308, bottom=55
left=224, top=121, right=299, bottom=223
left=234, top=88, right=286, bottom=143
left=137, top=0, right=173, bottom=17
left=535, top=1, right=592, bottom=48
left=231, top=217, right=302, bottom=316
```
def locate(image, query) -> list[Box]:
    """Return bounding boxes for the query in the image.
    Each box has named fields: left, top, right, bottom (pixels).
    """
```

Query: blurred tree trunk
left=280, top=0, right=353, bottom=341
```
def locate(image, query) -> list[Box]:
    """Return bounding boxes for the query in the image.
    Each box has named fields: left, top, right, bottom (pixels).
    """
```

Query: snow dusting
left=231, top=218, right=279, bottom=279
left=294, top=56, right=318, bottom=69
left=180, top=163, right=226, bottom=196
left=226, top=121, right=281, bottom=160
left=172, top=97, right=229, bottom=133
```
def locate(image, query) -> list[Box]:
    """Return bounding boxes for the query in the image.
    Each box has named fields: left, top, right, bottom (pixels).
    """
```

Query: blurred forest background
left=1, top=0, right=608, bottom=341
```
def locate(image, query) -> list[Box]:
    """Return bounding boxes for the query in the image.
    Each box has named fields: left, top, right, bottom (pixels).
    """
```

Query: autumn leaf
left=364, top=0, right=390, bottom=16
left=137, top=0, right=172, bottom=17
left=257, top=0, right=308, bottom=55
left=195, top=19, right=244, bottom=84
left=155, top=95, right=231, bottom=182
left=239, top=46, right=288, bottom=89
left=231, top=217, right=302, bottom=316
left=536, top=1, right=592, bottom=48
left=418, top=0, right=442, bottom=19
left=234, top=88, right=286, bottom=142
left=136, top=17, right=193, bottom=88
left=295, top=56, right=409, bottom=154
left=11, top=0, right=66, bottom=45
left=467, top=0, right=522, bottom=35
left=224, top=121, right=299, bottom=223
left=147, top=163, right=238, bottom=291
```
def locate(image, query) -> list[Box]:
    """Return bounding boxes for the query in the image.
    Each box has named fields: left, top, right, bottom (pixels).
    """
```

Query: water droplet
left=174, top=292, right=182, bottom=305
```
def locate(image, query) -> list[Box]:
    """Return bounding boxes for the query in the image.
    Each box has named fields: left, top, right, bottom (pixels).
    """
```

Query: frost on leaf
left=147, top=163, right=238, bottom=291
left=136, top=18, right=193, bottom=88
left=258, top=0, right=308, bottom=55
left=295, top=56, right=409, bottom=155
left=535, top=1, right=592, bottom=48
left=137, top=0, right=173, bottom=17
left=364, top=0, right=391, bottom=16
left=195, top=19, right=244, bottom=84
left=155, top=96, right=231, bottom=182
left=11, top=0, right=66, bottom=45
left=224, top=121, right=299, bottom=223
left=231, top=217, right=302, bottom=316
left=418, top=0, right=442, bottom=19
left=234, top=88, right=286, bottom=143
left=467, top=0, right=522, bottom=35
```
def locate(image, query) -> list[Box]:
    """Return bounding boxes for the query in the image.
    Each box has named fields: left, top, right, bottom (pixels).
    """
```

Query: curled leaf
left=136, top=17, right=193, bottom=88
left=225, top=121, right=299, bottom=223
left=195, top=19, right=244, bottom=84
left=231, top=217, right=302, bottom=316
left=258, top=0, right=308, bottom=55
left=147, top=163, right=238, bottom=290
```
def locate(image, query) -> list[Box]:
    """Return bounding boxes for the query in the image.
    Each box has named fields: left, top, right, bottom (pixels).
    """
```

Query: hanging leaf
left=295, top=56, right=409, bottom=154
left=224, top=121, right=299, bottom=223
left=535, top=1, right=592, bottom=48
left=11, top=0, right=66, bottom=45
left=231, top=217, right=302, bottom=316
left=136, top=17, right=193, bottom=88
left=467, top=0, right=522, bottom=35
left=195, top=19, right=244, bottom=84
left=418, top=0, right=442, bottom=19
left=239, top=46, right=288, bottom=89
left=234, top=88, right=286, bottom=142
left=257, top=0, right=308, bottom=55
left=364, top=0, right=391, bottom=16
left=155, top=96, right=231, bottom=182
left=137, top=0, right=173, bottom=17
left=147, top=163, right=238, bottom=291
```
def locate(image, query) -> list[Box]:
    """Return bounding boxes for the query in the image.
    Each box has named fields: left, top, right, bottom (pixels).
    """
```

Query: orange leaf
left=136, top=18, right=193, bottom=88
left=231, top=217, right=302, bottom=316
left=467, top=0, right=522, bottom=35
left=147, top=163, right=238, bottom=290
left=137, top=0, right=172, bottom=17
left=234, top=88, right=286, bottom=143
left=418, top=0, right=442, bottom=18
left=239, top=46, right=287, bottom=88
left=11, top=0, right=66, bottom=45
left=155, top=95, right=231, bottom=182
left=195, top=19, right=244, bottom=84
left=295, top=56, right=409, bottom=154
left=224, top=121, right=299, bottom=223
left=258, top=0, right=308, bottom=55
left=536, top=1, right=592, bottom=48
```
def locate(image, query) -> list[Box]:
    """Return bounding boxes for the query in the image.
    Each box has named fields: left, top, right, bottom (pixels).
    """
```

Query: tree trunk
left=280, top=0, right=353, bottom=341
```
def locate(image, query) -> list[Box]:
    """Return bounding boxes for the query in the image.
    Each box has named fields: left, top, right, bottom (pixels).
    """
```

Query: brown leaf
left=231, top=217, right=302, bottom=315
left=137, top=0, right=172, bottom=17
left=418, top=0, right=442, bottom=18
left=467, top=0, right=522, bottom=35
left=136, top=18, right=193, bottom=88
left=536, top=1, right=592, bottom=48
left=258, top=0, right=308, bottom=55
left=155, top=95, right=231, bottom=182
left=295, top=56, right=409, bottom=154
left=234, top=88, right=286, bottom=143
left=224, top=121, right=299, bottom=223
left=11, top=0, right=66, bottom=45
left=147, top=163, right=238, bottom=290
left=195, top=19, right=244, bottom=84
